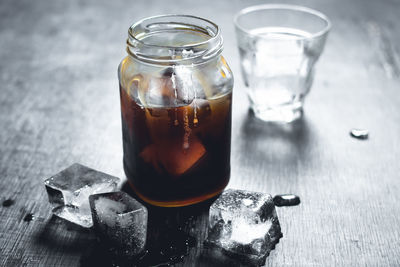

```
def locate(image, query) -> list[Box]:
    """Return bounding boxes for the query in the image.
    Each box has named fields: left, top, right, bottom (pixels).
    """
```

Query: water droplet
left=23, top=213, right=35, bottom=222
left=136, top=230, right=195, bottom=266
left=273, top=194, right=300, bottom=207
left=174, top=106, right=179, bottom=126
left=350, top=129, right=369, bottom=140
left=183, top=107, right=190, bottom=150
left=2, top=199, right=15, bottom=207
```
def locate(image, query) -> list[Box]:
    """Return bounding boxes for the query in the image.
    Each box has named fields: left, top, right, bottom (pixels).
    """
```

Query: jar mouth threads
left=127, top=15, right=224, bottom=64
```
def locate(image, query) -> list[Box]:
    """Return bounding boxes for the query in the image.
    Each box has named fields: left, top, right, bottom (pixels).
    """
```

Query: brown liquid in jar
left=120, top=84, right=232, bottom=207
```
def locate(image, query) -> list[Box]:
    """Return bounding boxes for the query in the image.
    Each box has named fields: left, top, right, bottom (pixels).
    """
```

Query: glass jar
left=118, top=15, right=234, bottom=207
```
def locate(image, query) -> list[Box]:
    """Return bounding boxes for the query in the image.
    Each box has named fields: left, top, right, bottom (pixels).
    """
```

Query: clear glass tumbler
left=234, top=4, right=331, bottom=122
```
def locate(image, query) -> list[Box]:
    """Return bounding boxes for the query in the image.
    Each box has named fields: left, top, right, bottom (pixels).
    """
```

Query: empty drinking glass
left=234, top=4, right=331, bottom=122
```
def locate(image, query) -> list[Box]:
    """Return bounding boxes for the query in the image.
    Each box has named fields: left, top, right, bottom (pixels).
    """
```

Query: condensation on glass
left=118, top=15, right=234, bottom=207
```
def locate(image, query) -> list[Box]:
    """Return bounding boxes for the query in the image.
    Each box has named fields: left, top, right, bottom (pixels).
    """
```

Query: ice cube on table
left=44, top=163, right=120, bottom=228
left=205, top=189, right=282, bottom=266
left=89, top=191, right=148, bottom=257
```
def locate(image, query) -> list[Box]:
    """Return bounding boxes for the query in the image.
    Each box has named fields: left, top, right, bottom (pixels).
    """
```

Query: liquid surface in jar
left=120, top=84, right=232, bottom=207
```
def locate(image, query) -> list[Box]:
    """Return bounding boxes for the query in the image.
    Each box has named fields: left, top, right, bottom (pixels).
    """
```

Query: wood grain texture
left=1, top=0, right=400, bottom=266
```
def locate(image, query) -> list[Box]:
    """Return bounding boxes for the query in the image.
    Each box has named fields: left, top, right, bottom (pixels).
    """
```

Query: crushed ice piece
left=350, top=128, right=369, bottom=140
left=205, top=189, right=282, bottom=266
left=44, top=163, right=119, bottom=228
left=273, top=194, right=301, bottom=207
left=89, top=191, right=148, bottom=257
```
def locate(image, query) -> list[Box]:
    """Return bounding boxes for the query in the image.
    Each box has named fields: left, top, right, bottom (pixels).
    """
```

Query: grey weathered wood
left=1, top=0, right=400, bottom=266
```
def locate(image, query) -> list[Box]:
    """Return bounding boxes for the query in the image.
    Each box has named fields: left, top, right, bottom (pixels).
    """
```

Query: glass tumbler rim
left=234, top=4, right=331, bottom=40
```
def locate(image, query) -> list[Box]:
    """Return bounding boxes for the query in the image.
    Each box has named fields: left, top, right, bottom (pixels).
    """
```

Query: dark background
left=1, top=0, right=400, bottom=266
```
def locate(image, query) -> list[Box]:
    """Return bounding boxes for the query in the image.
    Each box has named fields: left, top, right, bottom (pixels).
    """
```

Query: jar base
left=127, top=179, right=228, bottom=207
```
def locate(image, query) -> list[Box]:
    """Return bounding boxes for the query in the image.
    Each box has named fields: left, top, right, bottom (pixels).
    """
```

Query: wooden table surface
left=1, top=0, right=400, bottom=266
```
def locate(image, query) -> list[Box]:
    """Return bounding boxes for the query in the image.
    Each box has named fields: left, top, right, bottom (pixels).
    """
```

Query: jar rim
left=127, top=14, right=223, bottom=64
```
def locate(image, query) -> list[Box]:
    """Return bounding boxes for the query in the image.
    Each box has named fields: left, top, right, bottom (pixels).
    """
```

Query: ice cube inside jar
left=206, top=189, right=282, bottom=266
left=158, top=135, right=206, bottom=177
left=44, top=163, right=120, bottom=228
left=89, top=191, right=148, bottom=257
left=140, top=133, right=206, bottom=177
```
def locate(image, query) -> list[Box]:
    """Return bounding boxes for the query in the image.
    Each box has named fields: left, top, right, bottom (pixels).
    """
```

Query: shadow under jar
left=118, top=15, right=234, bottom=207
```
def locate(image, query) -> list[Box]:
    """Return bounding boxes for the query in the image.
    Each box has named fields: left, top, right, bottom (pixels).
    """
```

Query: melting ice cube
left=89, top=191, right=148, bottom=257
left=205, top=189, right=282, bottom=266
left=44, top=163, right=119, bottom=228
